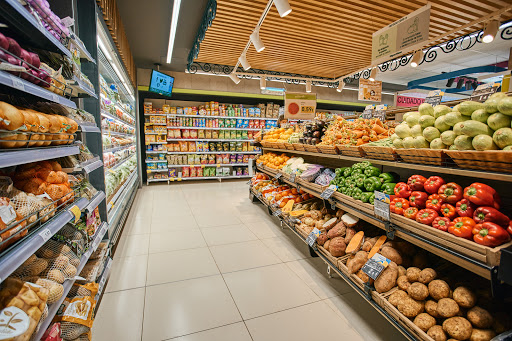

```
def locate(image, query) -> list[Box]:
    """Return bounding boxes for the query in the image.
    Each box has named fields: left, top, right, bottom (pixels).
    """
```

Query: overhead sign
left=284, top=92, right=317, bottom=120
left=358, top=79, right=382, bottom=102
left=372, top=4, right=431, bottom=64
left=396, top=95, right=426, bottom=107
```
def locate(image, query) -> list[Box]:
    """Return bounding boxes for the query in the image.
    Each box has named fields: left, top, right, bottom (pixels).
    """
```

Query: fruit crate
left=337, top=145, right=365, bottom=157
left=360, top=145, right=399, bottom=161
left=317, top=145, right=339, bottom=155
left=395, top=148, right=446, bottom=166
left=444, top=150, right=512, bottom=173
left=304, top=144, right=320, bottom=153
left=292, top=143, right=306, bottom=151
left=284, top=143, right=294, bottom=150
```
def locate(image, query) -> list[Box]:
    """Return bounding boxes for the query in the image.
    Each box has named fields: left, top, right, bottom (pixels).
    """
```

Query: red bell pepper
left=390, top=198, right=409, bottom=215
left=440, top=203, right=457, bottom=220
left=472, top=222, right=511, bottom=247
left=463, top=182, right=501, bottom=210
left=438, top=182, right=463, bottom=204
left=455, top=199, right=476, bottom=218
left=409, top=191, right=428, bottom=209
left=407, top=175, right=427, bottom=191
left=424, top=176, right=446, bottom=195
left=426, top=194, right=444, bottom=212
left=404, top=207, right=419, bottom=220
left=473, top=207, right=510, bottom=227
left=394, top=182, right=411, bottom=199
left=448, top=217, right=476, bottom=239
left=432, top=217, right=450, bottom=232
left=416, top=209, right=439, bottom=226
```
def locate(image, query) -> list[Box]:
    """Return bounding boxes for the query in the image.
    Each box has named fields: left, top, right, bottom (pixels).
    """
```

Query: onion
left=19, top=49, right=32, bottom=65
left=0, top=50, right=7, bottom=62
left=30, top=69, right=40, bottom=85
left=38, top=70, right=51, bottom=87
left=7, top=38, right=21, bottom=57
left=0, top=33, right=8, bottom=50
left=28, top=52, right=40, bottom=68
left=6, top=54, right=20, bottom=66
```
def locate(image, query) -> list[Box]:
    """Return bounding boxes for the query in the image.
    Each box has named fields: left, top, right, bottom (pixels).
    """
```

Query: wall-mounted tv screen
left=148, top=70, right=175, bottom=97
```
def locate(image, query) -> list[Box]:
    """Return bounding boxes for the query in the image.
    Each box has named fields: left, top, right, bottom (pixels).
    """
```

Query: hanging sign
left=358, top=79, right=382, bottom=102
left=361, top=105, right=375, bottom=119
left=396, top=95, right=426, bottom=107
left=470, top=82, right=500, bottom=102
left=372, top=4, right=431, bottom=64
left=284, top=92, right=317, bottom=120
left=373, top=104, right=388, bottom=121
left=424, top=90, right=444, bottom=107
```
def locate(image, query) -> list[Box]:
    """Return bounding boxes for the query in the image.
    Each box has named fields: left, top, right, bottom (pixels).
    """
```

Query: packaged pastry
left=182, top=167, right=190, bottom=177
left=211, top=130, right=217, bottom=139
left=179, top=141, right=188, bottom=152
left=190, top=167, right=196, bottom=177
left=188, top=142, right=196, bottom=152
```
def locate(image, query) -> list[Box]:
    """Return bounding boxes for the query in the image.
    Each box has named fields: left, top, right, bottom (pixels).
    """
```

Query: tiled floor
left=93, top=181, right=408, bottom=341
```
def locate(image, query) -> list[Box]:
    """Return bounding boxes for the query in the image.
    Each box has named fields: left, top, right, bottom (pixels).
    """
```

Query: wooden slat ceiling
left=195, top=0, right=512, bottom=78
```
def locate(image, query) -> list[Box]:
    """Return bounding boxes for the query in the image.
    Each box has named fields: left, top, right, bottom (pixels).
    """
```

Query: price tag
left=69, top=205, right=81, bottom=223
left=424, top=90, right=444, bottom=107
left=470, top=83, right=500, bottom=102
left=361, top=104, right=374, bottom=119
left=177, top=178, right=182, bottom=181
left=373, top=104, right=387, bottom=121
left=273, top=209, right=282, bottom=216
left=306, top=228, right=321, bottom=247
left=374, top=191, right=390, bottom=221
left=39, top=228, right=52, bottom=242
left=51, top=94, right=60, bottom=103
left=217, top=164, right=220, bottom=168
left=10, top=75, right=25, bottom=91
left=275, top=173, right=282, bottom=180
left=201, top=165, right=205, bottom=168
left=320, top=188, right=335, bottom=200
left=290, top=172, right=296, bottom=183
left=362, top=253, right=391, bottom=280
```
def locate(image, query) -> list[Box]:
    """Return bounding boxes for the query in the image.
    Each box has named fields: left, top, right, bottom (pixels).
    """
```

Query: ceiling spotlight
left=239, top=53, right=251, bottom=70
left=228, top=72, right=240, bottom=84
left=337, top=81, right=345, bottom=92
left=260, top=76, right=266, bottom=90
left=465, top=81, right=472, bottom=91
left=369, top=68, right=378, bottom=82
left=456, top=78, right=465, bottom=89
left=274, top=0, right=292, bottom=17
left=306, top=80, right=312, bottom=93
left=250, top=29, right=265, bottom=52
left=410, top=50, right=424, bottom=68
left=482, top=19, right=499, bottom=43
left=446, top=78, right=455, bottom=87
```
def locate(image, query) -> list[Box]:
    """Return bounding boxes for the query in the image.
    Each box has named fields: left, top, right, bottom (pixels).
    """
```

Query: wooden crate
left=360, top=145, right=399, bottom=161
left=337, top=145, right=365, bottom=157
left=332, top=192, right=376, bottom=218
left=317, top=145, right=339, bottom=155
left=275, top=141, right=286, bottom=150
left=395, top=148, right=446, bottom=166
left=293, top=143, right=306, bottom=151
left=260, top=140, right=271, bottom=148
left=445, top=150, right=512, bottom=173
left=317, top=245, right=346, bottom=272
left=297, top=179, right=325, bottom=194
left=284, top=143, right=294, bottom=150
left=304, top=144, right=320, bottom=153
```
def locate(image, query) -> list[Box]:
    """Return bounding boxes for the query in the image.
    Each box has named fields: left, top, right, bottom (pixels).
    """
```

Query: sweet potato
left=347, top=251, right=368, bottom=274
left=374, top=261, right=398, bottom=293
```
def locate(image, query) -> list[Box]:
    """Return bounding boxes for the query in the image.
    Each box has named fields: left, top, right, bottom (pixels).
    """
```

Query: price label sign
left=373, top=104, right=387, bottom=121
left=306, top=228, right=321, bottom=247
left=69, top=205, right=81, bottom=223
left=39, top=228, right=52, bottom=242
left=424, top=90, right=444, bottom=107
left=362, top=253, right=392, bottom=280
left=275, top=173, right=283, bottom=180
left=51, top=94, right=60, bottom=103
left=374, top=191, right=390, bottom=221
left=273, top=209, right=282, bottom=217
left=361, top=104, right=374, bottom=119
left=320, top=187, right=336, bottom=200
left=10, top=75, right=25, bottom=91
left=290, top=172, right=296, bottom=183
left=470, top=83, right=500, bottom=102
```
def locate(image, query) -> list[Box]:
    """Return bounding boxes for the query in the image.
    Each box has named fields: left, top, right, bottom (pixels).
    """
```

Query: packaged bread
left=0, top=277, right=49, bottom=341
left=0, top=101, right=26, bottom=131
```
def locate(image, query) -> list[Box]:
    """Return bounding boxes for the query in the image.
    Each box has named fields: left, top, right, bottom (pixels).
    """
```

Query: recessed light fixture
left=166, top=0, right=182, bottom=63
left=274, top=0, right=292, bottom=17
left=250, top=29, right=265, bottom=52
left=239, top=53, right=251, bottom=70
left=228, top=72, right=241, bottom=84
left=483, top=19, right=499, bottom=43
left=306, top=80, right=312, bottom=93
left=260, top=76, right=267, bottom=89
left=369, top=68, right=377, bottom=82
left=337, top=81, right=344, bottom=92
left=98, top=37, right=112, bottom=61
left=410, top=50, right=424, bottom=68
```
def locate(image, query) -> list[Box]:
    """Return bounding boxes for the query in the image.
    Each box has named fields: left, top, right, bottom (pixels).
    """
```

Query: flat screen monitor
left=148, top=70, right=174, bottom=97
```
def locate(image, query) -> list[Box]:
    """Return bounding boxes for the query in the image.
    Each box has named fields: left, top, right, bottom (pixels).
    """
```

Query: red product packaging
left=41, top=323, right=62, bottom=341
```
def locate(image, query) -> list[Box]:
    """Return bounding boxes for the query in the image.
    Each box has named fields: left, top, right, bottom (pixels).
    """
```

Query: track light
left=273, top=0, right=292, bottom=17
left=456, top=78, right=465, bottom=89
left=337, top=81, right=344, bottom=92
left=369, top=68, right=378, bottom=82
left=483, top=19, right=499, bottom=43
left=239, top=53, right=251, bottom=70
left=250, top=29, right=265, bottom=52
left=260, top=77, right=266, bottom=90
left=446, top=78, right=455, bottom=87
left=306, top=80, right=312, bottom=93
left=410, top=50, right=424, bottom=68
left=228, top=72, right=240, bottom=84
left=465, top=81, right=472, bottom=91
left=472, top=82, right=478, bottom=90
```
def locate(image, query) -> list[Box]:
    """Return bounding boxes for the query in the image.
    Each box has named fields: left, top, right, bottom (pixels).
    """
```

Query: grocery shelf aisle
left=92, top=181, right=407, bottom=341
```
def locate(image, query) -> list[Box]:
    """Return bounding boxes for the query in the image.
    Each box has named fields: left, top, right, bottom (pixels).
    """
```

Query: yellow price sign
left=201, top=165, right=205, bottom=168
left=170, top=178, right=175, bottom=181
left=177, top=178, right=182, bottom=181
left=69, top=205, right=81, bottom=223
left=301, top=106, right=315, bottom=114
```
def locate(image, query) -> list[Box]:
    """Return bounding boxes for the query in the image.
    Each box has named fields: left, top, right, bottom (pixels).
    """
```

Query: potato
left=467, top=306, right=493, bottom=329
left=317, top=234, right=328, bottom=246
left=323, top=239, right=331, bottom=250
left=425, top=300, right=440, bottom=318
left=374, top=262, right=398, bottom=293
left=329, top=237, right=347, bottom=257
left=397, top=275, right=411, bottom=291
left=453, top=286, right=477, bottom=309
left=443, top=317, right=472, bottom=341
left=408, top=282, right=429, bottom=301
left=470, top=329, right=496, bottom=341
left=347, top=251, right=368, bottom=274
left=419, top=268, right=437, bottom=284
left=398, top=266, right=407, bottom=277
left=398, top=296, right=424, bottom=318
left=380, top=246, right=402, bottom=265
left=356, top=270, right=372, bottom=284
left=407, top=267, right=421, bottom=282
left=429, top=280, right=451, bottom=300
left=388, top=290, right=408, bottom=307
left=414, top=313, right=436, bottom=332
left=427, top=325, right=447, bottom=341
left=437, top=298, right=460, bottom=318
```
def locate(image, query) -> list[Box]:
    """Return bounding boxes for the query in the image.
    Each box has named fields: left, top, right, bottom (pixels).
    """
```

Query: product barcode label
left=10, top=75, right=25, bottom=91
left=306, top=228, right=321, bottom=247
left=362, top=253, right=391, bottom=280
left=39, top=228, right=52, bottom=242
left=290, top=173, right=296, bottom=183
left=320, top=188, right=335, bottom=200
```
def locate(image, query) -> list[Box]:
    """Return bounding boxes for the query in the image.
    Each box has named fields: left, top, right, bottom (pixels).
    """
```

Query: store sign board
left=396, top=95, right=426, bottom=107
left=372, top=4, right=431, bottom=64
left=284, top=92, right=317, bottom=120
left=358, top=79, right=382, bottom=102
left=470, top=82, right=500, bottom=102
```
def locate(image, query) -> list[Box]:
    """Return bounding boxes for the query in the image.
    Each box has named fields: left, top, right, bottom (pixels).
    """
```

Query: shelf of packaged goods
left=105, top=154, right=135, bottom=171
left=115, top=105, right=134, bottom=119
left=105, top=130, right=135, bottom=138
left=145, top=132, right=167, bottom=135
left=261, top=147, right=512, bottom=183
left=144, top=113, right=167, bottom=116
left=147, top=169, right=168, bottom=173
left=170, top=175, right=251, bottom=181
left=167, top=139, right=255, bottom=142
left=101, top=110, right=135, bottom=129
left=71, top=76, right=97, bottom=98
left=96, top=257, right=113, bottom=300
left=33, top=221, right=108, bottom=341
left=107, top=170, right=138, bottom=215
left=145, top=150, right=167, bottom=154
left=148, top=178, right=169, bottom=183
left=0, top=197, right=88, bottom=282
left=69, top=34, right=96, bottom=63
left=1, top=0, right=72, bottom=58
left=167, top=151, right=261, bottom=155
left=145, top=160, right=167, bottom=163
left=168, top=163, right=248, bottom=167
left=145, top=123, right=167, bottom=126
left=173, top=114, right=278, bottom=120
left=62, top=156, right=103, bottom=174
left=79, top=123, right=101, bottom=133
left=0, top=70, right=77, bottom=109
left=255, top=165, right=497, bottom=281
left=85, top=191, right=107, bottom=213
left=168, top=126, right=268, bottom=131
left=103, top=144, right=135, bottom=154
left=0, top=145, right=79, bottom=168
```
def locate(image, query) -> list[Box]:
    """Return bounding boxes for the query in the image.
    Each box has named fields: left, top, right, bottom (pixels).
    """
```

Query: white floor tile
left=194, top=213, right=242, bottom=228
left=123, top=217, right=151, bottom=236
left=209, top=240, right=281, bottom=273
left=149, top=230, right=206, bottom=253
left=201, top=224, right=258, bottom=246
left=142, top=276, right=242, bottom=341
left=169, top=322, right=252, bottom=341
left=261, top=236, right=311, bottom=262
left=106, top=254, right=148, bottom=293
left=114, top=234, right=149, bottom=258
left=244, top=219, right=285, bottom=239
left=151, top=214, right=198, bottom=233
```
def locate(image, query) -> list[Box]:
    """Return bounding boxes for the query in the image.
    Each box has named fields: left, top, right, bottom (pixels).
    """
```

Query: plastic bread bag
left=0, top=277, right=49, bottom=341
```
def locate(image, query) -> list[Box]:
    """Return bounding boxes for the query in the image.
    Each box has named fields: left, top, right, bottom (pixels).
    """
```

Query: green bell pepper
left=351, top=168, right=363, bottom=176
left=364, top=166, right=381, bottom=177
left=369, top=193, right=375, bottom=205
left=379, top=172, right=400, bottom=184
left=336, top=167, right=348, bottom=177
left=344, top=187, right=354, bottom=196
left=343, top=167, right=352, bottom=177
left=363, top=176, right=382, bottom=192
left=336, top=177, right=346, bottom=187
left=352, top=187, right=363, bottom=200
left=338, top=186, right=347, bottom=194
left=361, top=192, right=373, bottom=203
left=355, top=174, right=367, bottom=189
left=381, top=182, right=397, bottom=195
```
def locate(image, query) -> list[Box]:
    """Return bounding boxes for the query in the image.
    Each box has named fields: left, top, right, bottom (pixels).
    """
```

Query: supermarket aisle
left=92, top=181, right=407, bottom=341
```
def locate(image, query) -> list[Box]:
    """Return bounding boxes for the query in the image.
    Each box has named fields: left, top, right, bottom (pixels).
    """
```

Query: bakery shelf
left=101, top=110, right=135, bottom=129
left=71, top=75, right=97, bottom=99
left=0, top=70, right=77, bottom=109
left=1, top=0, right=72, bottom=58
left=85, top=191, right=107, bottom=213
left=0, top=145, right=80, bottom=168
left=79, top=123, right=101, bottom=133
left=167, top=138, right=255, bottom=142
left=103, top=143, right=135, bottom=154
left=173, top=114, right=277, bottom=120
left=63, top=156, right=103, bottom=174
left=0, top=197, right=88, bottom=282
left=167, top=151, right=261, bottom=155
left=168, top=126, right=268, bottom=131
left=168, top=163, right=248, bottom=167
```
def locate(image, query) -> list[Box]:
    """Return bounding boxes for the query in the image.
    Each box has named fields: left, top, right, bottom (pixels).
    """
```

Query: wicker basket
left=360, top=145, right=399, bottom=161
left=304, top=144, right=320, bottom=153
left=293, top=143, right=306, bottom=151
left=316, top=145, right=339, bottom=155
left=274, top=141, right=286, bottom=150
left=395, top=148, right=446, bottom=166
left=337, top=145, right=365, bottom=157
left=284, top=143, right=294, bottom=150
left=260, top=140, right=271, bottom=148
left=445, top=150, right=512, bottom=173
